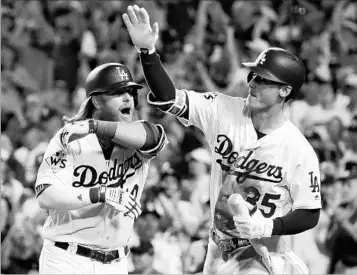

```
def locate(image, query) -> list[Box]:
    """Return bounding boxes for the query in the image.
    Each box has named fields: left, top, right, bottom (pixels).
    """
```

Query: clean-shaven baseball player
left=123, top=5, right=321, bottom=274
left=35, top=62, right=167, bottom=274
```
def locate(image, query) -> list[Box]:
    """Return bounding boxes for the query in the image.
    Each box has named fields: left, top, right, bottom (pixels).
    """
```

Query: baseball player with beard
left=35, top=63, right=167, bottom=274
left=123, top=5, right=322, bottom=274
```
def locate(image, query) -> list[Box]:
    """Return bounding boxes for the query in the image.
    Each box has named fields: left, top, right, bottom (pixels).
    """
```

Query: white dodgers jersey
left=178, top=90, right=322, bottom=244
left=35, top=124, right=166, bottom=248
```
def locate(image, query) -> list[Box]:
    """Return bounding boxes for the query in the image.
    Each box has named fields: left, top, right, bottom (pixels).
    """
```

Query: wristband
left=89, top=187, right=100, bottom=203
left=272, top=217, right=284, bottom=235
left=89, top=185, right=106, bottom=203
left=99, top=184, right=106, bottom=203
left=88, top=119, right=96, bottom=133
left=137, top=47, right=156, bottom=55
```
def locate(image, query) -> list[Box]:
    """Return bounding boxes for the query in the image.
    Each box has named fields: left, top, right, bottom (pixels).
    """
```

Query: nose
left=121, top=92, right=132, bottom=102
left=249, top=82, right=255, bottom=88
left=248, top=74, right=257, bottom=88
left=249, top=79, right=257, bottom=89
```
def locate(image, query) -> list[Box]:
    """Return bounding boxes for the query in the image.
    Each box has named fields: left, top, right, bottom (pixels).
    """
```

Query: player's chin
left=246, top=94, right=260, bottom=108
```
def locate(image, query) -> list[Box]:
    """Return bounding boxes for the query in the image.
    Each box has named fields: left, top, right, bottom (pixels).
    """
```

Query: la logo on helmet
left=116, top=68, right=129, bottom=81
left=258, top=53, right=267, bottom=65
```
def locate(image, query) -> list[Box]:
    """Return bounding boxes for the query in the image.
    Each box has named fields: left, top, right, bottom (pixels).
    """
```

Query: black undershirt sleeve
left=140, top=52, right=190, bottom=119
left=140, top=52, right=176, bottom=101
left=272, top=208, right=320, bottom=235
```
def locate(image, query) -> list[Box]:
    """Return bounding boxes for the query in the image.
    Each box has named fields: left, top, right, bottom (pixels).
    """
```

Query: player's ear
left=279, top=86, right=292, bottom=98
left=91, top=96, right=101, bottom=109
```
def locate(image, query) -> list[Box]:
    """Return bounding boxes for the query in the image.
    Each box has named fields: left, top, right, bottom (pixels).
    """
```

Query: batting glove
left=104, top=186, right=142, bottom=219
left=233, top=211, right=273, bottom=239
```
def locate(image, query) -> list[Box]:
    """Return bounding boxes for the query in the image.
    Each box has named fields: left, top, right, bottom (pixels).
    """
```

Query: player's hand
left=122, top=5, right=159, bottom=51
left=105, top=187, right=142, bottom=219
left=233, top=210, right=273, bottom=239
left=60, top=120, right=90, bottom=149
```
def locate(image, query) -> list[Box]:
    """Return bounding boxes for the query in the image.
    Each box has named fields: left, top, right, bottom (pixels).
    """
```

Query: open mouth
left=120, top=107, right=131, bottom=116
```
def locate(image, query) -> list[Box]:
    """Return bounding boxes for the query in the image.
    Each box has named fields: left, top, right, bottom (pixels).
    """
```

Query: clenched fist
left=60, top=120, right=90, bottom=150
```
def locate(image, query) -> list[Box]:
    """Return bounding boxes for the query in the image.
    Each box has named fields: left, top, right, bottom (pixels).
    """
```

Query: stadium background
left=1, top=0, right=357, bottom=273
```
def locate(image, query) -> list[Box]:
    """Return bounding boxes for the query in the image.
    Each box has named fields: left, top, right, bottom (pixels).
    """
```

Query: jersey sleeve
left=35, top=129, right=76, bottom=197
left=137, top=123, right=168, bottom=159
left=289, top=149, right=322, bottom=211
left=178, top=90, right=246, bottom=146
left=177, top=90, right=220, bottom=145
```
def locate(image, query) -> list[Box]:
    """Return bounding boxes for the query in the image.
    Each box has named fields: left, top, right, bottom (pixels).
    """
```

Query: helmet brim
left=87, top=81, right=143, bottom=97
left=242, top=62, right=289, bottom=86
left=123, top=82, right=144, bottom=90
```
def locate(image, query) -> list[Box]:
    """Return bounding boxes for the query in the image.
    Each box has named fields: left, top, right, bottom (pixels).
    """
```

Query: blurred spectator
left=13, top=126, right=48, bottom=187
left=41, top=110, right=64, bottom=140
left=181, top=148, right=211, bottom=208
left=1, top=43, right=19, bottom=72
left=317, top=116, right=347, bottom=161
left=134, top=209, right=162, bottom=244
left=301, top=76, right=351, bottom=132
left=340, top=117, right=357, bottom=172
left=130, top=241, right=161, bottom=274
left=1, top=214, right=43, bottom=274
left=133, top=209, right=182, bottom=274
left=7, top=1, right=55, bottom=92
left=0, top=197, right=11, bottom=240
left=306, top=131, right=337, bottom=163
left=165, top=0, right=196, bottom=44
left=1, top=134, right=26, bottom=184
left=326, top=169, right=357, bottom=274
left=182, top=239, right=208, bottom=274
left=1, top=73, right=27, bottom=132
left=24, top=94, right=45, bottom=126
left=155, top=171, right=203, bottom=237
left=44, top=80, right=71, bottom=116
left=343, top=74, right=357, bottom=116
left=52, top=4, right=82, bottom=94
left=285, top=80, right=320, bottom=131
left=1, top=148, right=25, bottom=212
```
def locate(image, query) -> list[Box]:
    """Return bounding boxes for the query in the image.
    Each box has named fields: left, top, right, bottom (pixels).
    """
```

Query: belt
left=54, top=241, right=129, bottom=264
left=211, top=228, right=251, bottom=253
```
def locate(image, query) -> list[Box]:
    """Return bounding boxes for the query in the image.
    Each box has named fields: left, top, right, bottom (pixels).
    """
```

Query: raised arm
left=122, top=5, right=189, bottom=119
left=194, top=0, right=210, bottom=50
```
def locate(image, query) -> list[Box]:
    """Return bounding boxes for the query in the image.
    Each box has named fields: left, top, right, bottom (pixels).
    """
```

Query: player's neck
left=251, top=105, right=286, bottom=133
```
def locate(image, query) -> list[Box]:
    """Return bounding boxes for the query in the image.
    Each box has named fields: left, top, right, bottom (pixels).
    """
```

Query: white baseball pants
left=39, top=239, right=128, bottom=274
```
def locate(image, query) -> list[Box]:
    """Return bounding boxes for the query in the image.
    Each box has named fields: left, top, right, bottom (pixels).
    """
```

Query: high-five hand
left=122, top=5, right=159, bottom=51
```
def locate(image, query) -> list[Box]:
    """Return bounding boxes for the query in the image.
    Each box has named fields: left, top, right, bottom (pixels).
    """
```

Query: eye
left=255, top=75, right=266, bottom=84
left=125, top=88, right=133, bottom=94
left=126, top=88, right=137, bottom=95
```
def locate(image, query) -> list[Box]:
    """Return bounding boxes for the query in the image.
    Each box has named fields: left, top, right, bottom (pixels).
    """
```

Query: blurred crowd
left=1, top=0, right=357, bottom=274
